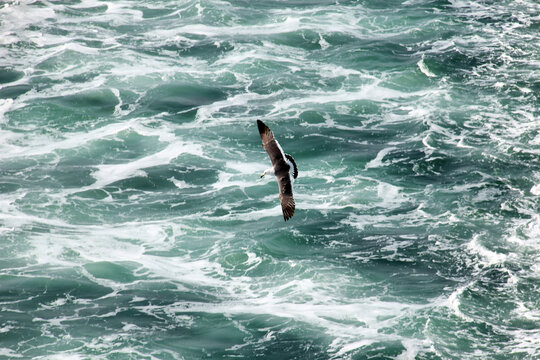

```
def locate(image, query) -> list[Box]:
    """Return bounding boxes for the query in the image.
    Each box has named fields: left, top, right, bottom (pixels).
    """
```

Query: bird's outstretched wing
left=257, top=119, right=286, bottom=169
left=278, top=176, right=295, bottom=221
left=280, top=195, right=295, bottom=221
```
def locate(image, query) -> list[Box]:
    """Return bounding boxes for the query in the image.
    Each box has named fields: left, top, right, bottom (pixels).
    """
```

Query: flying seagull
left=257, top=119, right=298, bottom=221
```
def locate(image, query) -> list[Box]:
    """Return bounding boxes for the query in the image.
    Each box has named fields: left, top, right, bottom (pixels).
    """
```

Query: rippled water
left=1, top=0, right=539, bottom=359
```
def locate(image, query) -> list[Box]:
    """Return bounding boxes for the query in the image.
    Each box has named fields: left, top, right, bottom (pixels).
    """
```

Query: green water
left=0, top=0, right=539, bottom=359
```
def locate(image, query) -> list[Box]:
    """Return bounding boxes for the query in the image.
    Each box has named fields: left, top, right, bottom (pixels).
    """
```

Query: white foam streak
left=90, top=142, right=204, bottom=189
left=417, top=57, right=436, bottom=78
left=167, top=298, right=426, bottom=357
left=22, top=219, right=229, bottom=292
left=0, top=121, right=130, bottom=159
left=210, top=204, right=284, bottom=222
left=160, top=17, right=302, bottom=38
left=0, top=3, right=55, bottom=45
left=195, top=91, right=279, bottom=124
left=271, top=85, right=426, bottom=114
left=0, top=119, right=178, bottom=160
left=365, top=147, right=396, bottom=169
left=467, top=234, right=507, bottom=267
left=0, top=98, right=14, bottom=122
left=444, top=284, right=473, bottom=321
left=530, top=184, right=540, bottom=195
left=0, top=348, right=23, bottom=359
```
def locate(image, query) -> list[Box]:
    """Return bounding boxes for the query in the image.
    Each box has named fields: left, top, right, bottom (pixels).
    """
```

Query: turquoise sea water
left=1, top=0, right=539, bottom=359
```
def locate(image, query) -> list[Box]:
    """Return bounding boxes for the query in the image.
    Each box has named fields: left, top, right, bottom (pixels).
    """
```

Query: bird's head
left=260, top=167, right=274, bottom=179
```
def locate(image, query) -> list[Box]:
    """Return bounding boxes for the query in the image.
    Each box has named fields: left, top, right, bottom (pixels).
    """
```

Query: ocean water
left=1, top=0, right=539, bottom=359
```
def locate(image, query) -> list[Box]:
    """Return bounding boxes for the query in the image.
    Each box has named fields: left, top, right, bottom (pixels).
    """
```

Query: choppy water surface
left=1, top=0, right=539, bottom=359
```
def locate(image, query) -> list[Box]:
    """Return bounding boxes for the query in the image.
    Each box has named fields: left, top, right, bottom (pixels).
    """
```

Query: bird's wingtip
left=257, top=119, right=267, bottom=134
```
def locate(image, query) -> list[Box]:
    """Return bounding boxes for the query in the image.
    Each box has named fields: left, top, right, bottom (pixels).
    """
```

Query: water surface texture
left=1, top=0, right=539, bottom=359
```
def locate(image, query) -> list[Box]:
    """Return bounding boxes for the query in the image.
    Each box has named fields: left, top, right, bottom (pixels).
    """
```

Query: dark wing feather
left=257, top=119, right=286, bottom=168
left=278, top=176, right=295, bottom=221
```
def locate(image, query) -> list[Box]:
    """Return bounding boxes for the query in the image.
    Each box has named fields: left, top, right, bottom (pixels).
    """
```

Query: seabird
left=257, top=119, right=298, bottom=221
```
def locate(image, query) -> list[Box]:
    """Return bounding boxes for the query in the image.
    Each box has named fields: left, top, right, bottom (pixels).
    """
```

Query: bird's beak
left=260, top=173, right=265, bottom=178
